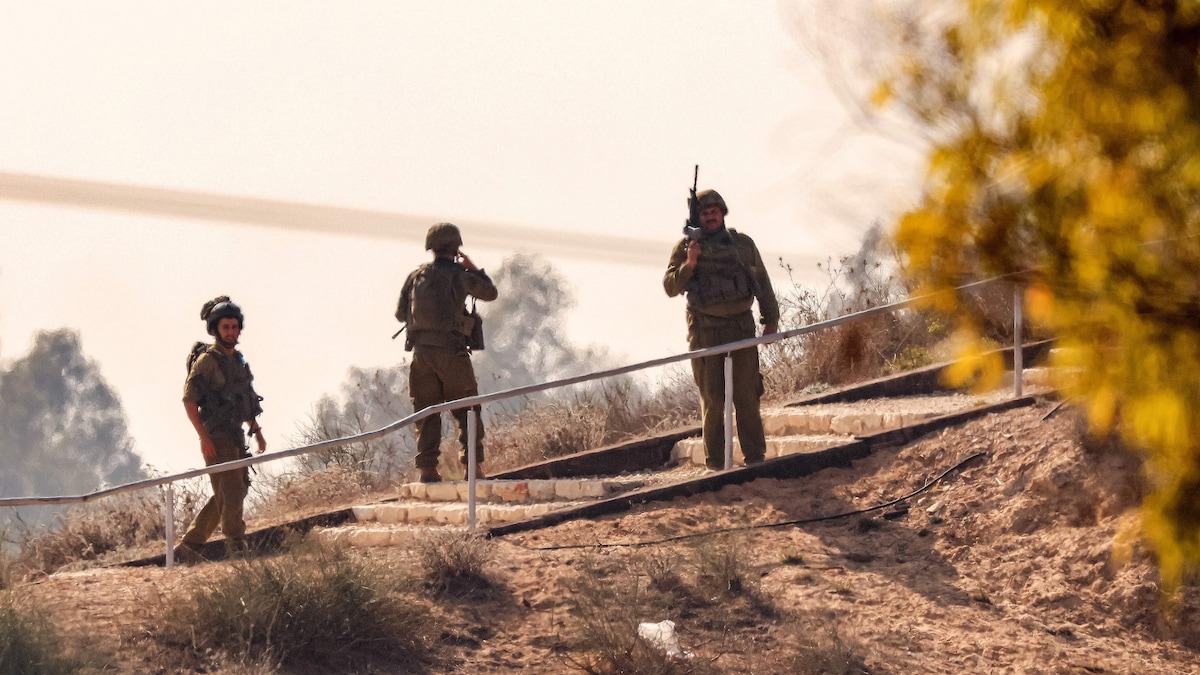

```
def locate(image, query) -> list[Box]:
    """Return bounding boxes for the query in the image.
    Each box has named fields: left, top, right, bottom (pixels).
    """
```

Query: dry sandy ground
left=23, top=400, right=1200, bottom=673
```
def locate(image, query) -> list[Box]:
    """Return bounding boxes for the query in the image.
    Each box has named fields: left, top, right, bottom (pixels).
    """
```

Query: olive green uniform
left=396, top=258, right=499, bottom=469
left=180, top=346, right=262, bottom=550
left=664, top=227, right=779, bottom=469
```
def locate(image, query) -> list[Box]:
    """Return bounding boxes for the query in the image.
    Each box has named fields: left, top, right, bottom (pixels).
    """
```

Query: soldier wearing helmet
left=664, top=189, right=779, bottom=470
left=396, top=223, right=498, bottom=483
left=175, top=295, right=266, bottom=562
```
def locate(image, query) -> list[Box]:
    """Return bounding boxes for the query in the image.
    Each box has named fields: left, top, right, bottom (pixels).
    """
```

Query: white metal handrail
left=0, top=276, right=1016, bottom=507
left=0, top=274, right=1030, bottom=565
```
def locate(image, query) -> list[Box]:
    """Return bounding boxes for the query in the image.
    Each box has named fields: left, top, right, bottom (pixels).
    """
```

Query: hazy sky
left=0, top=1, right=925, bottom=477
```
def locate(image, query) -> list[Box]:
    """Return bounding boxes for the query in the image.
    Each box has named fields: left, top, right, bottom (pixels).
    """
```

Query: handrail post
left=723, top=353, right=734, bottom=470
left=163, top=483, right=175, bottom=569
left=467, top=409, right=478, bottom=530
left=1013, top=285, right=1023, bottom=398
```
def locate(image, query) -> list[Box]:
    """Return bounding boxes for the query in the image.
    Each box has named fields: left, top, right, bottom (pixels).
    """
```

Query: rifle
left=683, top=164, right=702, bottom=241
left=391, top=325, right=406, bottom=340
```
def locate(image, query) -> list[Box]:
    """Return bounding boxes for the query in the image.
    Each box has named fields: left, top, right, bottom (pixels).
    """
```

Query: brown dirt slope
left=25, top=400, right=1200, bottom=673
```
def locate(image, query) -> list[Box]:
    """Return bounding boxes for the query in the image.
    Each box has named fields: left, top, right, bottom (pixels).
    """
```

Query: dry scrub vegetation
left=7, top=403, right=1200, bottom=673
left=11, top=247, right=1189, bottom=673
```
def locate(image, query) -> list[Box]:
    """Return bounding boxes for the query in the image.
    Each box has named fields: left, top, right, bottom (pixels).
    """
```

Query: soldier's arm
left=462, top=268, right=499, bottom=302
left=745, top=239, right=780, bottom=330
left=395, top=273, right=416, bottom=322
left=663, top=240, right=693, bottom=298
left=183, top=355, right=218, bottom=461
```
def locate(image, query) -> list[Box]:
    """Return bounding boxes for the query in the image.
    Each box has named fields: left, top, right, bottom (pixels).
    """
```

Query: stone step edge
left=396, top=477, right=645, bottom=503
left=758, top=410, right=938, bottom=436
left=671, top=434, right=855, bottom=464
left=347, top=500, right=585, bottom=528
left=315, top=525, right=463, bottom=549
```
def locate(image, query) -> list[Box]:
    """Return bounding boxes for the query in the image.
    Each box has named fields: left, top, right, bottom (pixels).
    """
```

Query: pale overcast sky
left=0, top=1, right=925, bottom=477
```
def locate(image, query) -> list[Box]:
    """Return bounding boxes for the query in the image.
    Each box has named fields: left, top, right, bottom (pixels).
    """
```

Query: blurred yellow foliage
left=882, top=0, right=1200, bottom=587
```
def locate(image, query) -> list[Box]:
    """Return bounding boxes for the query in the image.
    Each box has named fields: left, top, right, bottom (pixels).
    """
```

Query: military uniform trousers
left=410, top=344, right=485, bottom=469
left=688, top=311, right=767, bottom=469
left=181, top=431, right=249, bottom=550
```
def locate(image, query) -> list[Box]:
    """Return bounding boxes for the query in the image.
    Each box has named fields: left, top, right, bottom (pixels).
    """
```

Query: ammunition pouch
left=461, top=299, right=485, bottom=351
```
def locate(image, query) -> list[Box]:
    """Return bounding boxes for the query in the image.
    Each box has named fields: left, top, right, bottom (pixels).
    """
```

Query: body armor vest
left=196, top=348, right=262, bottom=434
left=684, top=230, right=755, bottom=315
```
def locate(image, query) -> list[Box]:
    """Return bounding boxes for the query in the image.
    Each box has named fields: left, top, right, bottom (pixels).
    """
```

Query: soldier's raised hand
left=457, top=250, right=480, bottom=271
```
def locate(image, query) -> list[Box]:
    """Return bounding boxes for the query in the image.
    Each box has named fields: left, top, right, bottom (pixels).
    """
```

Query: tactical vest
left=405, top=260, right=476, bottom=349
left=684, top=229, right=756, bottom=315
left=193, top=347, right=263, bottom=434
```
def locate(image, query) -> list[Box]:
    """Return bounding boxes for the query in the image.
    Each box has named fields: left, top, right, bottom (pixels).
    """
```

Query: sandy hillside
left=24, top=400, right=1200, bottom=673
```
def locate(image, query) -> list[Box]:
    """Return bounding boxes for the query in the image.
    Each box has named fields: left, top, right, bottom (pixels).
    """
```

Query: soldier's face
left=700, top=205, right=725, bottom=232
left=217, top=318, right=241, bottom=346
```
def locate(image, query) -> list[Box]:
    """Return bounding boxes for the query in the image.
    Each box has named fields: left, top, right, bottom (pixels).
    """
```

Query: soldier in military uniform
left=396, top=223, right=499, bottom=483
left=175, top=297, right=266, bottom=562
left=664, top=190, right=779, bottom=470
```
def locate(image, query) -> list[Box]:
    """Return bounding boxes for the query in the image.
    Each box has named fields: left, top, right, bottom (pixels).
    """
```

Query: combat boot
left=173, top=541, right=206, bottom=565
left=419, top=467, right=443, bottom=483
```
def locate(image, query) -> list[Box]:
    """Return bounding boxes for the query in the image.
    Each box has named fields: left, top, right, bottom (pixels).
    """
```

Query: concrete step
left=1022, top=367, right=1054, bottom=388
left=314, top=524, right=468, bottom=548
left=349, top=499, right=583, bottom=527
left=338, top=476, right=643, bottom=538
left=761, top=408, right=933, bottom=437
left=396, top=477, right=645, bottom=503
left=674, top=387, right=1049, bottom=467
left=672, top=434, right=852, bottom=466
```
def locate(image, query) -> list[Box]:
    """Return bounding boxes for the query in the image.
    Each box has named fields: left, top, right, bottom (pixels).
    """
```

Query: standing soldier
left=664, top=189, right=779, bottom=470
left=396, top=223, right=498, bottom=483
left=175, top=296, right=266, bottom=562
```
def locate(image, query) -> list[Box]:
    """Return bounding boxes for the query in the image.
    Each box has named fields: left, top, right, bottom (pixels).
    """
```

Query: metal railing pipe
left=0, top=273, right=1029, bottom=511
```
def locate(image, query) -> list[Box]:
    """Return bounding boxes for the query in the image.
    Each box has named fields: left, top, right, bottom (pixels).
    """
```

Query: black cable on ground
left=514, top=451, right=988, bottom=551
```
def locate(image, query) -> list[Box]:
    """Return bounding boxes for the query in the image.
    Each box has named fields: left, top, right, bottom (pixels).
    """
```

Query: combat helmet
left=201, top=295, right=244, bottom=336
left=696, top=189, right=728, bottom=215
left=425, top=222, right=463, bottom=252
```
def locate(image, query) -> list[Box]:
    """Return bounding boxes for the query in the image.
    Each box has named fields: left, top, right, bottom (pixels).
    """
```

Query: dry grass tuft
left=564, top=539, right=801, bottom=675
left=0, top=591, right=90, bottom=674
left=783, top=625, right=870, bottom=675
left=766, top=247, right=938, bottom=400
left=13, top=480, right=206, bottom=577
left=250, top=463, right=390, bottom=521
left=689, top=535, right=751, bottom=596
left=487, top=371, right=700, bottom=469
left=565, top=553, right=718, bottom=675
left=155, top=535, right=435, bottom=671
left=415, top=529, right=497, bottom=597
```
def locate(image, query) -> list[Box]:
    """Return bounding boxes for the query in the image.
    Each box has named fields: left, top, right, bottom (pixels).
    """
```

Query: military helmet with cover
left=696, top=189, right=728, bottom=215
left=201, top=295, right=244, bottom=336
left=425, top=222, right=463, bottom=252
